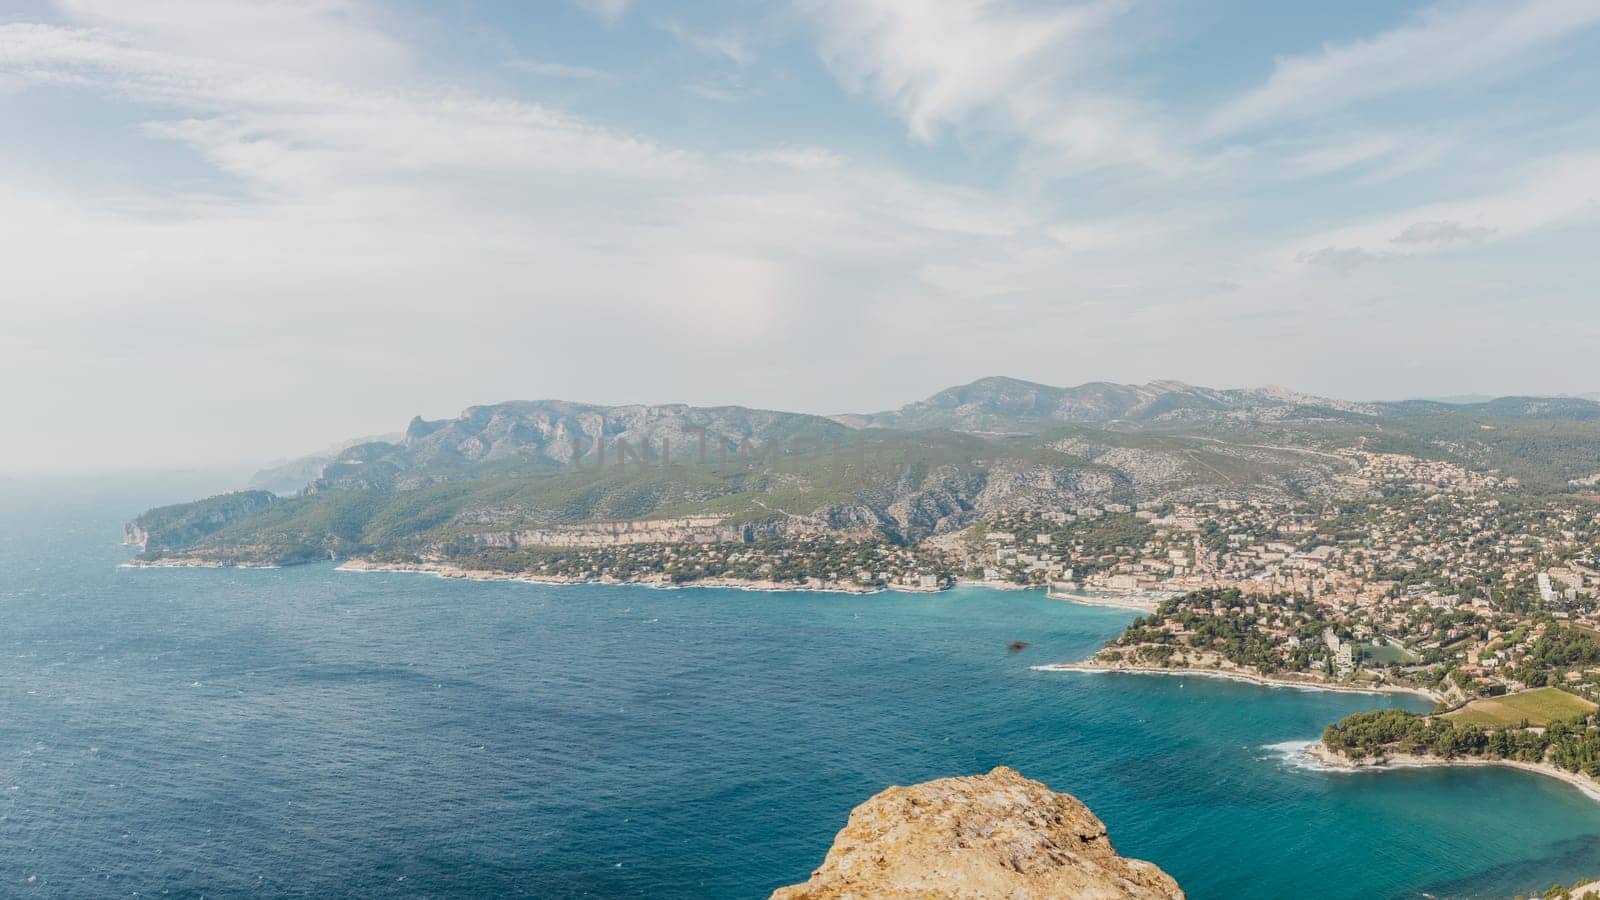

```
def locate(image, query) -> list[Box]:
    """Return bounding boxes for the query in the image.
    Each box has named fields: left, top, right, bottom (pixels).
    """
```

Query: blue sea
left=5, top=474, right=1600, bottom=898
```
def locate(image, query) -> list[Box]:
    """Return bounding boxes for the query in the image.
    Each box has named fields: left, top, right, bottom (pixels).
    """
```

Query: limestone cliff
left=772, top=767, right=1183, bottom=899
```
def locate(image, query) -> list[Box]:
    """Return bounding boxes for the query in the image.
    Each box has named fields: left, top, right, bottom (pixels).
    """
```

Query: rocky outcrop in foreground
left=772, top=767, right=1183, bottom=899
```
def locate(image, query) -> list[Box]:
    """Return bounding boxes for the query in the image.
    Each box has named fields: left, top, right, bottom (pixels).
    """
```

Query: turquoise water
left=4, top=476, right=1600, bottom=898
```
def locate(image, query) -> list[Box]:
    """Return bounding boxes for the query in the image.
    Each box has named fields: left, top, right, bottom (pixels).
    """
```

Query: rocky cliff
left=367, top=401, right=848, bottom=475
left=124, top=490, right=278, bottom=552
left=772, top=766, right=1183, bottom=899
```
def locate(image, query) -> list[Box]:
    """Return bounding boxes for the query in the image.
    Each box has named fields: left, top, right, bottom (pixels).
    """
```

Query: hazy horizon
left=4, top=1, right=1599, bottom=472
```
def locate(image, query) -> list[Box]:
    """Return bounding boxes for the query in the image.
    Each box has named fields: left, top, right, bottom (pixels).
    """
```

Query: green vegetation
left=1322, top=699, right=1600, bottom=777
left=1063, top=513, right=1157, bottom=560
left=1112, top=588, right=1324, bottom=675
left=137, top=429, right=1120, bottom=565
left=1510, top=624, right=1600, bottom=687
left=1377, top=406, right=1600, bottom=490
left=130, top=490, right=277, bottom=551
left=1357, top=641, right=1416, bottom=666
left=1445, top=687, right=1598, bottom=728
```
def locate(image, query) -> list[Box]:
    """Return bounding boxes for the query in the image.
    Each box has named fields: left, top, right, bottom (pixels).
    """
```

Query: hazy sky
left=3, top=0, right=1599, bottom=472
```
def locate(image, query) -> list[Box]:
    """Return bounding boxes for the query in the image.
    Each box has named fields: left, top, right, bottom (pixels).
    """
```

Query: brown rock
left=772, top=767, right=1183, bottom=900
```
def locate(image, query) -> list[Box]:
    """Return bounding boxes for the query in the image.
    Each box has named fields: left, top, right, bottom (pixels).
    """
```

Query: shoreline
left=125, top=556, right=1167, bottom=598
left=126, top=557, right=1198, bottom=605
left=333, top=559, right=953, bottom=594
left=1038, top=661, right=1443, bottom=701
left=121, top=558, right=280, bottom=570
left=1306, top=742, right=1600, bottom=804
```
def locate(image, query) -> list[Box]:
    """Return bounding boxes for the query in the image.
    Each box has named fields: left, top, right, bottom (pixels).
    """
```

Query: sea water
left=3, top=474, right=1599, bottom=898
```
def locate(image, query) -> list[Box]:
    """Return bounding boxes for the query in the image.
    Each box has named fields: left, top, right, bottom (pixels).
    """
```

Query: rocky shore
left=1306, top=742, right=1600, bottom=803
left=1039, top=660, right=1444, bottom=701
left=771, top=766, right=1183, bottom=899
left=122, top=558, right=279, bottom=570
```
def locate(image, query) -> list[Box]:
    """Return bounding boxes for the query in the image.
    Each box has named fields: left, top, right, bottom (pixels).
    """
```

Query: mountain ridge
left=253, top=378, right=1600, bottom=494
left=851, top=376, right=1379, bottom=432
left=124, top=376, right=1600, bottom=567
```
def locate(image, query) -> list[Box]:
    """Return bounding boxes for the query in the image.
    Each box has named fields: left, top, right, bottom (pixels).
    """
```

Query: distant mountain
left=1406, top=394, right=1600, bottom=415
left=1467, top=396, right=1600, bottom=420
left=300, top=400, right=856, bottom=494
left=397, top=400, right=849, bottom=468
left=853, top=376, right=1374, bottom=432
left=1381, top=396, right=1600, bottom=421
left=250, top=380, right=1600, bottom=495
left=132, top=376, right=1600, bottom=566
left=249, top=431, right=404, bottom=494
left=1412, top=394, right=1498, bottom=405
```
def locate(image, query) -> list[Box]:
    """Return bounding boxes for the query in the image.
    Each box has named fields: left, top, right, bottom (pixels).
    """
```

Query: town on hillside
left=414, top=447, right=1600, bottom=702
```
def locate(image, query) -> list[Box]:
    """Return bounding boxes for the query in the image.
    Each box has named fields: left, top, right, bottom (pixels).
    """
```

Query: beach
left=1038, top=660, right=1444, bottom=701
left=1306, top=742, right=1600, bottom=804
left=1044, top=589, right=1165, bottom=614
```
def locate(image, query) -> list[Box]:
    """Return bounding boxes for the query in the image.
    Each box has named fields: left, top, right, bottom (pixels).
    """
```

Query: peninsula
left=1308, top=687, right=1600, bottom=807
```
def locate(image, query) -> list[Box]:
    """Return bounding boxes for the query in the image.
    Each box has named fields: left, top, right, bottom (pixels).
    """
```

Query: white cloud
left=574, top=0, right=630, bottom=25
left=1045, top=213, right=1209, bottom=253
left=1294, top=246, right=1396, bottom=271
left=0, top=10, right=1100, bottom=468
left=0, top=22, right=697, bottom=188
left=2, top=1, right=1600, bottom=470
left=505, top=60, right=609, bottom=80
left=734, top=146, right=846, bottom=171
left=800, top=0, right=1099, bottom=140
left=684, top=84, right=740, bottom=102
left=1209, top=0, right=1600, bottom=135
left=1390, top=220, right=1496, bottom=245
left=52, top=0, right=410, bottom=81
left=1284, top=153, right=1600, bottom=264
left=796, top=0, right=1183, bottom=173
left=657, top=19, right=754, bottom=65
left=1281, top=134, right=1407, bottom=178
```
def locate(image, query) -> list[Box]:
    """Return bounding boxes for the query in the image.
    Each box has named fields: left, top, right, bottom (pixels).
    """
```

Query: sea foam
left=1261, top=739, right=1336, bottom=772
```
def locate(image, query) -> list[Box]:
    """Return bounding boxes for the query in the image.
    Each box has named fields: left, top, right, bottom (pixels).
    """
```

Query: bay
left=2, top=475, right=1598, bottom=898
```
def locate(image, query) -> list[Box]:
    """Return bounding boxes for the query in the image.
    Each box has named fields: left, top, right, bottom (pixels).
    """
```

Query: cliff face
left=772, top=767, right=1183, bottom=900
left=124, top=490, right=277, bottom=552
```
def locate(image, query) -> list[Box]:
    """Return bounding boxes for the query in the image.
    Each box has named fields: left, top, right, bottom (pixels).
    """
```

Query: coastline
left=1305, top=742, right=1600, bottom=804
left=333, top=558, right=952, bottom=594
left=1038, top=661, right=1444, bottom=701
left=121, top=558, right=279, bottom=570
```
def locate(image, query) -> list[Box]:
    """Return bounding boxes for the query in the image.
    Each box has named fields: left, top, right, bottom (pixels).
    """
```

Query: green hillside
left=126, top=380, right=1600, bottom=568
